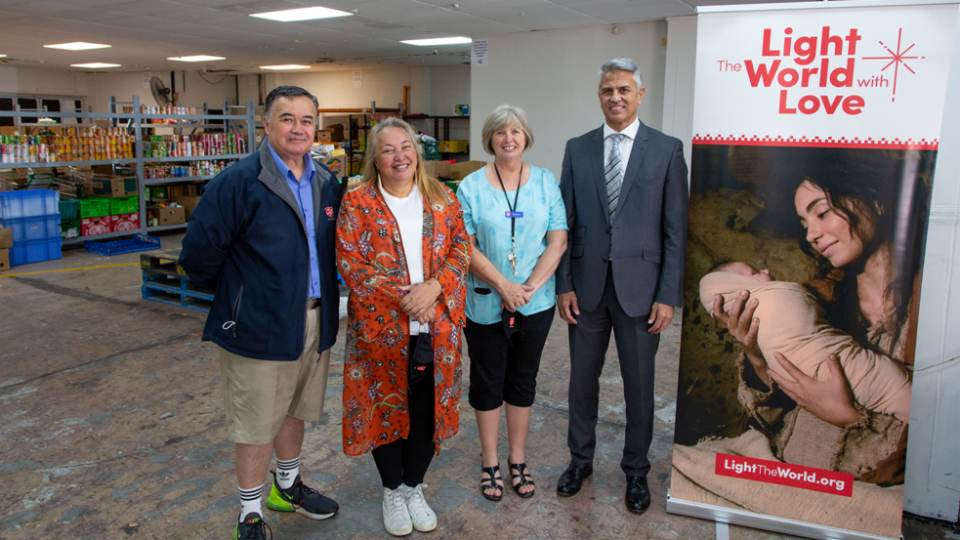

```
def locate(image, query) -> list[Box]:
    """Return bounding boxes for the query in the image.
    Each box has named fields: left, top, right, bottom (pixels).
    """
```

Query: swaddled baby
left=699, top=262, right=911, bottom=422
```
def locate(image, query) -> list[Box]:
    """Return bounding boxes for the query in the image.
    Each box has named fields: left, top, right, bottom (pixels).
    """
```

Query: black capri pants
left=465, top=307, right=555, bottom=411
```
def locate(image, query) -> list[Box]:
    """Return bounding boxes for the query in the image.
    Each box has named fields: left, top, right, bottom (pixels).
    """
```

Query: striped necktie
left=605, top=133, right=625, bottom=217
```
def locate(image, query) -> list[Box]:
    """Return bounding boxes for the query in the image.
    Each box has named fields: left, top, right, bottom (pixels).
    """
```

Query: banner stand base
left=666, top=490, right=903, bottom=540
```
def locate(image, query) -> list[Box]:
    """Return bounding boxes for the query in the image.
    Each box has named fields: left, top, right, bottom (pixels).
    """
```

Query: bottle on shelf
left=0, top=127, right=135, bottom=164
left=143, top=160, right=236, bottom=179
left=143, top=133, right=246, bottom=159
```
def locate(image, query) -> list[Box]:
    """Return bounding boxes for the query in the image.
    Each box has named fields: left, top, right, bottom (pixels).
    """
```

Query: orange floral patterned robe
left=336, top=182, right=470, bottom=456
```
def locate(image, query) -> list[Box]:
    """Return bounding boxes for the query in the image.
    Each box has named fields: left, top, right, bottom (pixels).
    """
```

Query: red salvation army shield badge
left=325, top=206, right=334, bottom=218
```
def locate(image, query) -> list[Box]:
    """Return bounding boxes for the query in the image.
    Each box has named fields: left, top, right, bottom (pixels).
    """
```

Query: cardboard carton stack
left=0, top=227, right=11, bottom=271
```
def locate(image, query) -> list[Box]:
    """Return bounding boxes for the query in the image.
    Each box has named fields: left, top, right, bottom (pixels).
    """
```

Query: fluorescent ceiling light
left=0, top=54, right=6, bottom=58
left=250, top=6, right=352, bottom=22
left=71, top=62, right=121, bottom=68
left=401, top=37, right=471, bottom=46
left=260, top=64, right=311, bottom=70
left=45, top=42, right=111, bottom=51
left=168, top=55, right=226, bottom=62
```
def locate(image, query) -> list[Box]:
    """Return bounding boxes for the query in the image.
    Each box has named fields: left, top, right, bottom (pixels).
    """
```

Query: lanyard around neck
left=494, top=162, right=522, bottom=244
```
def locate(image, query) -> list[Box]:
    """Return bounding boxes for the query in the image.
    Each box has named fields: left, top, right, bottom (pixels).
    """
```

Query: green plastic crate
left=59, top=199, right=79, bottom=220
left=61, top=218, right=81, bottom=239
left=147, top=186, right=169, bottom=199
left=78, top=198, right=110, bottom=218
left=110, top=196, right=139, bottom=215
left=443, top=181, right=460, bottom=194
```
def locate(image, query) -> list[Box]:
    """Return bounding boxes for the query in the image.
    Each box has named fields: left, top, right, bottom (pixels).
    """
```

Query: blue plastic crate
left=84, top=234, right=160, bottom=256
left=9, top=236, right=62, bottom=266
left=1, top=213, right=61, bottom=241
left=0, top=190, right=59, bottom=219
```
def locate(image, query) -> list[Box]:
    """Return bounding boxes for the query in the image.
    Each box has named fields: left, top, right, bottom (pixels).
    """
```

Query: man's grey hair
left=598, top=58, right=643, bottom=89
left=264, top=85, right=319, bottom=122
left=481, top=104, right=534, bottom=155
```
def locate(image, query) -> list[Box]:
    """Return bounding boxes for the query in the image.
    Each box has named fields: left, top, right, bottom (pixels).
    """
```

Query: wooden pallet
left=142, top=268, right=213, bottom=313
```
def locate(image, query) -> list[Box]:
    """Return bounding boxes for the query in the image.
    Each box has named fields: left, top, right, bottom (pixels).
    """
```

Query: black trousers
left=567, top=266, right=660, bottom=477
left=371, top=334, right=436, bottom=489
left=465, top=307, right=555, bottom=410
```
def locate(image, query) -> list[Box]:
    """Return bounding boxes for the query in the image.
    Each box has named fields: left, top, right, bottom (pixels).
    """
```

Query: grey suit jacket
left=555, top=121, right=689, bottom=318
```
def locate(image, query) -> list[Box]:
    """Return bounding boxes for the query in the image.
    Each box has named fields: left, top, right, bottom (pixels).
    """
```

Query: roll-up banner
left=668, top=2, right=957, bottom=539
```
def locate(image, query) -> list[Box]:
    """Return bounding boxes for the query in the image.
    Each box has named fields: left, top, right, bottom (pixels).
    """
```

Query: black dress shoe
left=556, top=462, right=592, bottom=496
left=625, top=476, right=651, bottom=514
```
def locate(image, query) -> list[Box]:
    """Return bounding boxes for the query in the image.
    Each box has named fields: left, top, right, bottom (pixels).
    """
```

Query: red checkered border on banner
left=693, top=134, right=939, bottom=150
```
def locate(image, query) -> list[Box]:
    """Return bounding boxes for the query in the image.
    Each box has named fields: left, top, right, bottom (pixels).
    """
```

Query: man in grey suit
left=555, top=58, right=688, bottom=514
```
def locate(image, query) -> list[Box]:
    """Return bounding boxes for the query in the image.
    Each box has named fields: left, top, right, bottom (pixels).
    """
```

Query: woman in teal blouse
left=458, top=104, right=567, bottom=501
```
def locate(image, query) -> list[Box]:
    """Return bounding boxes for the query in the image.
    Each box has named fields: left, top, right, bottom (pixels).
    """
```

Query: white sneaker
left=382, top=487, right=413, bottom=537
left=401, top=483, right=437, bottom=533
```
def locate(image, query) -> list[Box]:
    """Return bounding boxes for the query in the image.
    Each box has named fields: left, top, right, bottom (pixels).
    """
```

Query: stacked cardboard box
left=318, top=124, right=345, bottom=143
left=0, top=227, right=11, bottom=271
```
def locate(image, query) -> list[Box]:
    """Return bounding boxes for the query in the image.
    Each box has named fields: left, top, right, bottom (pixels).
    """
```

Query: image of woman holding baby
left=713, top=160, right=930, bottom=485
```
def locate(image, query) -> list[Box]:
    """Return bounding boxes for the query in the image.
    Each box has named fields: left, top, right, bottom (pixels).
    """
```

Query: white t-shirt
left=379, top=180, right=428, bottom=335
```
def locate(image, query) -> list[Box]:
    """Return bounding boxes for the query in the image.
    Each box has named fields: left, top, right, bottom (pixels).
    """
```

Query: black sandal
left=508, top=462, right=535, bottom=499
left=480, top=463, right=504, bottom=502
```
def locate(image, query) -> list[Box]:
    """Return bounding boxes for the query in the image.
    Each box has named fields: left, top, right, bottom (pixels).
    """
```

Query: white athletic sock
left=276, top=455, right=300, bottom=490
left=238, top=484, right=263, bottom=521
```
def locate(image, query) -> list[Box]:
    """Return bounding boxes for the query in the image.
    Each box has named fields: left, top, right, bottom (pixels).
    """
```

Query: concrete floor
left=0, top=233, right=956, bottom=540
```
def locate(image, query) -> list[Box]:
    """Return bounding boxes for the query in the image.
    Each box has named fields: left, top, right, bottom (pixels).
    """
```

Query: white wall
left=662, top=16, right=697, bottom=171
left=0, top=67, right=236, bottom=112
left=904, top=5, right=960, bottom=523
left=0, top=66, right=88, bottom=98
left=470, top=22, right=668, bottom=176
left=234, top=66, right=470, bottom=140
left=2, top=64, right=469, bottom=137
left=269, top=66, right=409, bottom=111
left=86, top=71, right=237, bottom=112
left=429, top=64, right=470, bottom=117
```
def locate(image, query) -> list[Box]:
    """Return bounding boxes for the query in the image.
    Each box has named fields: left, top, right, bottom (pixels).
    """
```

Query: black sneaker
left=235, top=512, right=272, bottom=540
left=266, top=471, right=339, bottom=520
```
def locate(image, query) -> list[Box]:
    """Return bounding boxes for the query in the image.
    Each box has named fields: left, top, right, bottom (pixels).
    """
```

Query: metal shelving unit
left=0, top=95, right=257, bottom=245
left=403, top=115, right=471, bottom=159
left=346, top=101, right=402, bottom=176
left=143, top=175, right=216, bottom=186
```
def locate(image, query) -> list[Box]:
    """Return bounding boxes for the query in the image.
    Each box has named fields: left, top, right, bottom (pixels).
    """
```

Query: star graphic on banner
left=862, top=28, right=925, bottom=103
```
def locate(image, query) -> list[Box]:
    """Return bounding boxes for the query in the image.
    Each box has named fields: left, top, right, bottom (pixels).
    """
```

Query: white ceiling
left=0, top=0, right=808, bottom=73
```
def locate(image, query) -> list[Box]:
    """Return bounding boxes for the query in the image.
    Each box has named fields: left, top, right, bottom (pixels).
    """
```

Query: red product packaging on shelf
left=81, top=216, right=113, bottom=237
left=110, top=212, right=140, bottom=232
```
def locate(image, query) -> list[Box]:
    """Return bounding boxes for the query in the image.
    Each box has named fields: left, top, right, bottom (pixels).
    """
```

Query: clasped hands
left=499, top=280, right=535, bottom=312
left=399, top=279, right=442, bottom=325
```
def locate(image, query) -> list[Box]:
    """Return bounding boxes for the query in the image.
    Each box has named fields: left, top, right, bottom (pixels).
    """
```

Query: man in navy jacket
left=180, top=86, right=343, bottom=540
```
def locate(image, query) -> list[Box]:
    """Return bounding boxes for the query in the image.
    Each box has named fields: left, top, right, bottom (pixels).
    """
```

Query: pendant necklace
left=494, top=162, right=523, bottom=276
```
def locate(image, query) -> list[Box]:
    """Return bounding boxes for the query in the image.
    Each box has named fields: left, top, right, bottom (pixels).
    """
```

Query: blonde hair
left=481, top=104, right=534, bottom=156
left=359, top=117, right=447, bottom=203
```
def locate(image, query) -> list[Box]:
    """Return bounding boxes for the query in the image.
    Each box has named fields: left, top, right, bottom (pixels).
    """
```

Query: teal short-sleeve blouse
left=457, top=164, right=567, bottom=324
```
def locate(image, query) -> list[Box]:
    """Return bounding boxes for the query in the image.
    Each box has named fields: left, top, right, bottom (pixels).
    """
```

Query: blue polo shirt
left=267, top=142, right=321, bottom=299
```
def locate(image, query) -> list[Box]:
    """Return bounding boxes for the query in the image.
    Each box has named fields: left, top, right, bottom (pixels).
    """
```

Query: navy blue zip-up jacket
left=179, top=141, right=343, bottom=360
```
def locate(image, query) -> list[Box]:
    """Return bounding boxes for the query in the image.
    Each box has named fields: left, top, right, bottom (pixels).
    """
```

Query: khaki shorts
left=218, top=306, right=331, bottom=445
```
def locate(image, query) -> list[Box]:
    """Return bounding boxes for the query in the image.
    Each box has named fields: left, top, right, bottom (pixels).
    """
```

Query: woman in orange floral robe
left=336, top=118, right=470, bottom=536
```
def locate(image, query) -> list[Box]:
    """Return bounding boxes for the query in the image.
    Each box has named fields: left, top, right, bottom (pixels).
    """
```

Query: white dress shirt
left=602, top=118, right=640, bottom=177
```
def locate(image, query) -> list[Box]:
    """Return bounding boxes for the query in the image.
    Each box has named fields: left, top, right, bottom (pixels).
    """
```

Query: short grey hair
left=481, top=104, right=534, bottom=156
left=264, top=85, right=319, bottom=122
left=598, top=58, right=642, bottom=89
